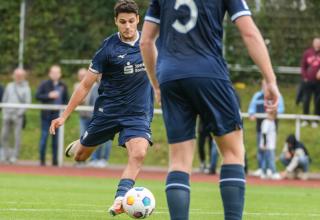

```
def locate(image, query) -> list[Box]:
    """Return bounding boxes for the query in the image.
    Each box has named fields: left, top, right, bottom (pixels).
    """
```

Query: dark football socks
left=220, top=164, right=246, bottom=220
left=115, top=178, right=135, bottom=198
left=165, top=171, right=190, bottom=220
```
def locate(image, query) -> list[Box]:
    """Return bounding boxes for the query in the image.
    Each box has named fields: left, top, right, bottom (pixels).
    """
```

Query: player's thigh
left=214, top=129, right=245, bottom=165
left=80, top=114, right=119, bottom=147
left=76, top=140, right=97, bottom=156
left=160, top=81, right=197, bottom=144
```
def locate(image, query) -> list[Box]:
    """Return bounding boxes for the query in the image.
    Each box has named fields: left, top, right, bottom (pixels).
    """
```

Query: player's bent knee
left=131, top=148, right=147, bottom=162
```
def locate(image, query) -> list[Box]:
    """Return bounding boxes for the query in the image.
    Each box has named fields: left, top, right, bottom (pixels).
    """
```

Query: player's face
left=115, top=13, right=139, bottom=42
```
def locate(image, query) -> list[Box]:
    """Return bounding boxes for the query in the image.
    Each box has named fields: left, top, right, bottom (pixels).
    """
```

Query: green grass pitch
left=0, top=174, right=319, bottom=220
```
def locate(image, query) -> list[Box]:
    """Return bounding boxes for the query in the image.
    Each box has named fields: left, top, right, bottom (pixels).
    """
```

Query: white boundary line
left=1, top=208, right=320, bottom=217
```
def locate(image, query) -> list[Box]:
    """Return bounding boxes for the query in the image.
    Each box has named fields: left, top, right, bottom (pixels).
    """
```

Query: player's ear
left=114, top=16, right=118, bottom=26
left=136, top=15, right=140, bottom=24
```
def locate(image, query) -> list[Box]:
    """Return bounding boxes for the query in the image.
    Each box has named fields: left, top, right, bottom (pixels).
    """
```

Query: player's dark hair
left=114, top=0, right=139, bottom=17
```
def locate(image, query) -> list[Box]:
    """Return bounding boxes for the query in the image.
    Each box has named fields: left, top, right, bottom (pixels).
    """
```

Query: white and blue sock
left=115, top=178, right=135, bottom=198
left=220, top=164, right=246, bottom=220
left=166, top=171, right=190, bottom=220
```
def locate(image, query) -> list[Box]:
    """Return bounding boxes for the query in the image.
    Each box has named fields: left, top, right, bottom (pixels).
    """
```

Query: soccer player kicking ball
left=140, top=0, right=280, bottom=220
left=49, top=0, right=153, bottom=216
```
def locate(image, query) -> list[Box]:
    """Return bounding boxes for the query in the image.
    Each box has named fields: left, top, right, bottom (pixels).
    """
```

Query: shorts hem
left=119, top=135, right=153, bottom=148
left=213, top=123, right=243, bottom=137
left=80, top=139, right=111, bottom=148
left=167, top=135, right=196, bottom=144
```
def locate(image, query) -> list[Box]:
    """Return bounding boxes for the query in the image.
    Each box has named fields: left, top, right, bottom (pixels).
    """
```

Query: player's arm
left=235, top=16, right=280, bottom=112
left=140, top=21, right=160, bottom=103
left=49, top=70, right=98, bottom=135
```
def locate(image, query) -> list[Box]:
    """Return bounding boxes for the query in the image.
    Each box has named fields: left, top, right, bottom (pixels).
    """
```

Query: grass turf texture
left=0, top=173, right=320, bottom=220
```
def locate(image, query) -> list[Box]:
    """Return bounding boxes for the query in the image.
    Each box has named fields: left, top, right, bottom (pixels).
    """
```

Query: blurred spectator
left=73, top=68, right=112, bottom=168
left=300, top=37, right=320, bottom=128
left=0, top=68, right=31, bottom=163
left=0, top=83, right=3, bottom=102
left=88, top=140, right=112, bottom=168
left=36, top=65, right=69, bottom=166
left=280, top=134, right=310, bottom=180
left=248, top=79, right=284, bottom=176
left=259, top=111, right=280, bottom=180
left=197, top=118, right=213, bottom=173
left=207, top=140, right=219, bottom=175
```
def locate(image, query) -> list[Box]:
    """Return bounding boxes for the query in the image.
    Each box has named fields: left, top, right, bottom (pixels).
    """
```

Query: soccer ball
left=122, top=187, right=156, bottom=219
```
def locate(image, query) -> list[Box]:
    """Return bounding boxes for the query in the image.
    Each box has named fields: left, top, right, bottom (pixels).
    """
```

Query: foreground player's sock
left=220, top=164, right=246, bottom=220
left=115, top=178, right=135, bottom=198
left=166, top=171, right=190, bottom=220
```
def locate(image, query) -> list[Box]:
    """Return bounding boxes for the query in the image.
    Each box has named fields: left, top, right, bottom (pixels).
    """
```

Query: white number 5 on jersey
left=172, top=0, right=198, bottom=34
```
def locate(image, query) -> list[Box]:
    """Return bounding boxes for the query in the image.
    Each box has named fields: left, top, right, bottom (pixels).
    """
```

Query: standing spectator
left=248, top=79, right=285, bottom=176
left=300, top=37, right=320, bottom=128
left=74, top=68, right=95, bottom=136
left=197, top=118, right=213, bottom=172
left=74, top=68, right=112, bottom=168
left=0, top=83, right=4, bottom=102
left=0, top=68, right=31, bottom=163
left=259, top=111, right=281, bottom=180
left=36, top=65, right=68, bottom=166
left=280, top=134, right=310, bottom=180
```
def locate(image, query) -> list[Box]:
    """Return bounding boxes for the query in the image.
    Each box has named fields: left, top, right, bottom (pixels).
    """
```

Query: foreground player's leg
left=215, top=130, right=246, bottom=220
left=166, top=139, right=195, bottom=220
left=65, top=139, right=97, bottom=161
left=109, top=137, right=149, bottom=216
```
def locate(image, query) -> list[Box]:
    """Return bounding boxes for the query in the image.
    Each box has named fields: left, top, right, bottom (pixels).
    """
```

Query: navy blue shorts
left=160, top=77, right=242, bottom=144
left=80, top=113, right=152, bottom=147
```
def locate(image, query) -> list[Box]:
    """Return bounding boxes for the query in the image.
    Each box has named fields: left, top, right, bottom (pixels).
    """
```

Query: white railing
left=60, top=59, right=302, bottom=75
left=0, top=103, right=319, bottom=167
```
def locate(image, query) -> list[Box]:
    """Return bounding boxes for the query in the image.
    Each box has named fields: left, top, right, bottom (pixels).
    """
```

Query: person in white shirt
left=259, top=111, right=281, bottom=179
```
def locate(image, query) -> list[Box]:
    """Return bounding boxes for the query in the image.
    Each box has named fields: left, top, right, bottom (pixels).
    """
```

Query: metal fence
left=0, top=103, right=319, bottom=167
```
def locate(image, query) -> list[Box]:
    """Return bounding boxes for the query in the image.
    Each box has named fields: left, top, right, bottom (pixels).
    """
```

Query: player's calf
left=65, top=140, right=96, bottom=162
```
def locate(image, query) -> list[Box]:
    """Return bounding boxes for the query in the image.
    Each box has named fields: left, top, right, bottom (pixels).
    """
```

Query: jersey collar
left=117, top=31, right=140, bottom=46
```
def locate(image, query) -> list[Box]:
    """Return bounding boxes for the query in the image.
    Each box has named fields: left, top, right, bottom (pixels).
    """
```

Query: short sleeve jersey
left=89, top=32, right=153, bottom=119
left=145, top=0, right=251, bottom=84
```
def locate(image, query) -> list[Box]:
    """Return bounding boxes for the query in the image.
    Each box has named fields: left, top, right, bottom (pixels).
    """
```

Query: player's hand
left=49, top=117, right=66, bottom=135
left=264, top=82, right=280, bottom=113
left=153, top=87, right=161, bottom=106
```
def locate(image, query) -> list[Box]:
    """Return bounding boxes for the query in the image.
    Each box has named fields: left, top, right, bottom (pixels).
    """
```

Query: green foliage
left=225, top=0, right=320, bottom=72
left=0, top=0, right=148, bottom=76
left=0, top=1, right=20, bottom=74
left=1, top=0, right=320, bottom=78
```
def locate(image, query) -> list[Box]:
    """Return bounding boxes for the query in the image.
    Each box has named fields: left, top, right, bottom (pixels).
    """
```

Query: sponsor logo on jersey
left=124, top=62, right=146, bottom=74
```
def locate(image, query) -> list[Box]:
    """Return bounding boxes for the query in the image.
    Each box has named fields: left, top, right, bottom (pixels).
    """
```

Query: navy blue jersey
left=89, top=32, right=153, bottom=119
left=145, top=0, right=251, bottom=84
